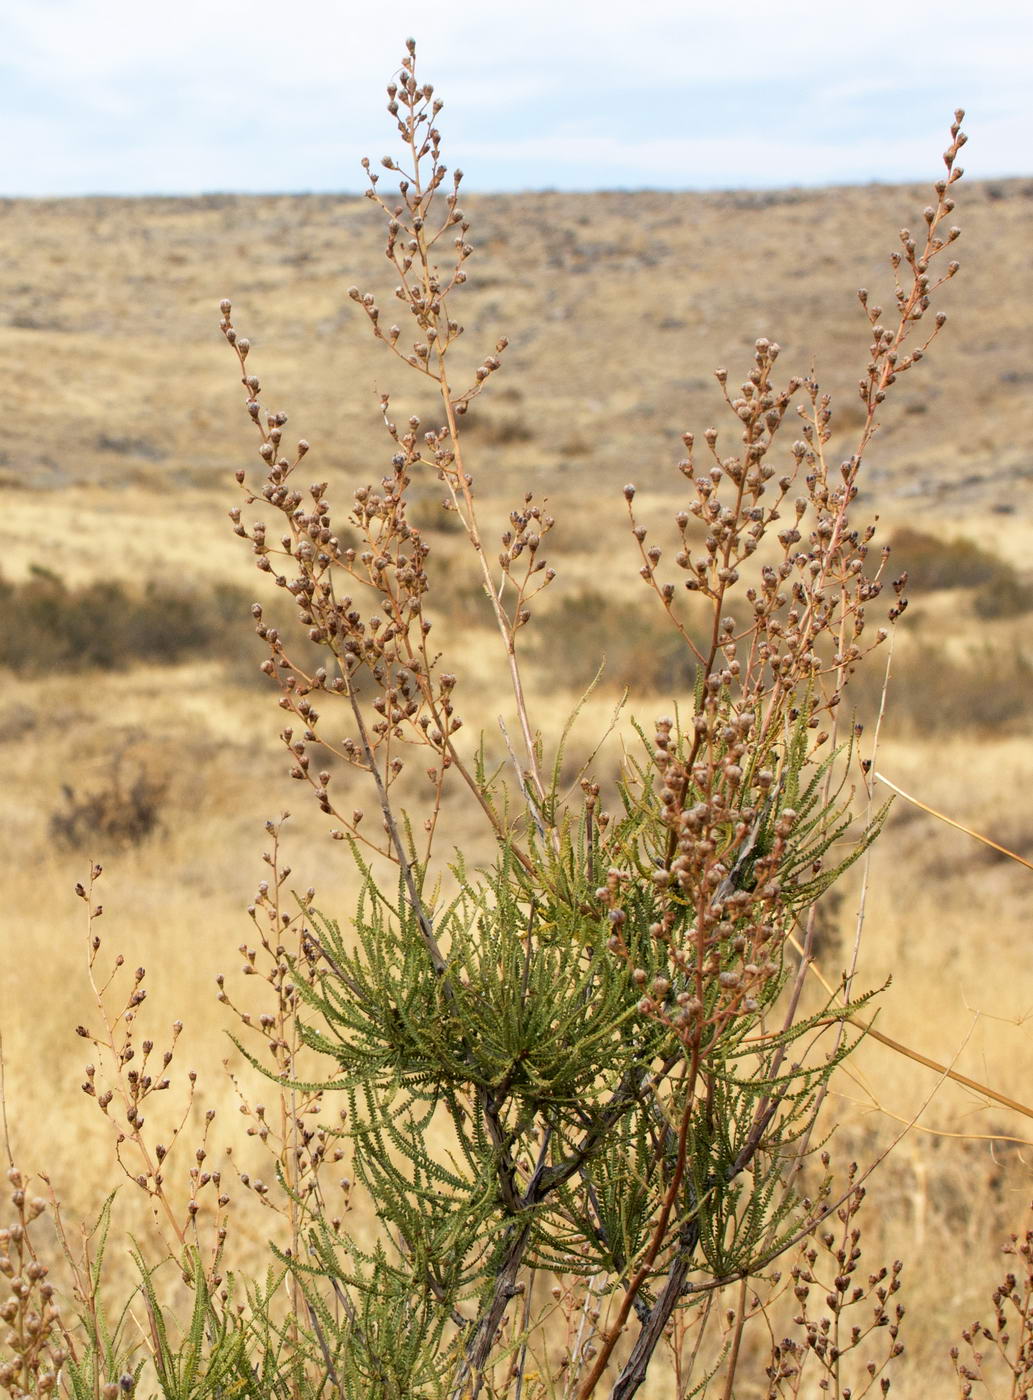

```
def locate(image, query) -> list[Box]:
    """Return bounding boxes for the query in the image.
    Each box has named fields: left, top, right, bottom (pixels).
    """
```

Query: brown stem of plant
left=608, top=1242, right=698, bottom=1400
left=576, top=1057, right=699, bottom=1398
left=439, top=384, right=548, bottom=814
left=804, top=965, right=1033, bottom=1124
left=449, top=1218, right=535, bottom=1400
left=719, top=1277, right=750, bottom=1400
left=345, top=685, right=446, bottom=975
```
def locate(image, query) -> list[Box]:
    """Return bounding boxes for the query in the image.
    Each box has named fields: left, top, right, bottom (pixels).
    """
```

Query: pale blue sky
left=2, top=0, right=1030, bottom=195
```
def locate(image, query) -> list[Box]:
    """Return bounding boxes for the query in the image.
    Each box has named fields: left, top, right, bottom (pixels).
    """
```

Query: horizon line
left=2, top=170, right=1030, bottom=203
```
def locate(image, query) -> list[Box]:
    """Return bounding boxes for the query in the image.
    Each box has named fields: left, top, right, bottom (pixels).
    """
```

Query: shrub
left=848, top=640, right=1033, bottom=734
left=50, top=760, right=167, bottom=850
left=208, top=50, right=969, bottom=1396
left=973, top=570, right=1033, bottom=619
left=537, top=589, right=697, bottom=693
left=458, top=410, right=534, bottom=445
left=0, top=567, right=253, bottom=672
left=889, top=525, right=1024, bottom=597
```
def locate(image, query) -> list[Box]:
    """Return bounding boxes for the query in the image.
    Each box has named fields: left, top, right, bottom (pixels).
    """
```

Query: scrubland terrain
left=1, top=176, right=1032, bottom=1394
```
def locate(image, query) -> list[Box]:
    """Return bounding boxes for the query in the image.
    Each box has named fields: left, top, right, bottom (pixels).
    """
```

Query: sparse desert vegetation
left=1, top=45, right=1033, bottom=1400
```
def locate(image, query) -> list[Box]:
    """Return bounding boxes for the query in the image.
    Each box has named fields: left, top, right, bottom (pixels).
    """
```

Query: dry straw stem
left=795, top=664, right=1033, bottom=1134
left=72, top=866, right=231, bottom=1288
left=795, top=937, right=1033, bottom=1126
left=854, top=771, right=1033, bottom=1123
left=802, top=632, right=1026, bottom=1141
left=806, top=771, right=1033, bottom=1126
left=875, top=772, right=1033, bottom=872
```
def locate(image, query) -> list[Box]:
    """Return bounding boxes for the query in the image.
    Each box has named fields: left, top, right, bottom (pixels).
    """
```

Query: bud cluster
left=73, top=868, right=227, bottom=1266
left=603, top=706, right=789, bottom=1040
left=221, top=45, right=561, bottom=851
left=222, top=297, right=472, bottom=855
left=350, top=44, right=513, bottom=431
left=217, top=817, right=346, bottom=1230
left=952, top=1215, right=1033, bottom=1396
left=0, top=1169, right=68, bottom=1400
left=857, top=110, right=966, bottom=427
left=766, top=1160, right=905, bottom=1395
left=609, top=125, right=966, bottom=1045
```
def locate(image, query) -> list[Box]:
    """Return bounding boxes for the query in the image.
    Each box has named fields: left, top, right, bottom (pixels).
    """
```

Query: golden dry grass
left=1, top=178, right=1032, bottom=1394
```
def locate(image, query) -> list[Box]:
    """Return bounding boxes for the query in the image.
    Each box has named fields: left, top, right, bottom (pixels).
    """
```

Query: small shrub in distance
left=49, top=759, right=167, bottom=851
left=889, top=525, right=1029, bottom=606
left=538, top=589, right=697, bottom=693
left=0, top=566, right=252, bottom=673
left=459, top=410, right=534, bottom=445
left=848, top=639, right=1033, bottom=734
left=538, top=590, right=757, bottom=695
left=973, top=570, right=1033, bottom=619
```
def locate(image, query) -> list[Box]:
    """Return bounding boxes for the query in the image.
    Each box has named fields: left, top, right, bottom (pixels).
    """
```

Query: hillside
left=0, top=179, right=1030, bottom=559
left=1, top=174, right=1032, bottom=1395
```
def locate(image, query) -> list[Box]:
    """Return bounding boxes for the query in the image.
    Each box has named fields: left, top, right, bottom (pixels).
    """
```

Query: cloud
left=1, top=0, right=1029, bottom=194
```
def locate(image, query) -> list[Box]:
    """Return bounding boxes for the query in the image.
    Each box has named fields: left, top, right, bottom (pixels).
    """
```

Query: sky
left=2, top=0, right=1031, bottom=196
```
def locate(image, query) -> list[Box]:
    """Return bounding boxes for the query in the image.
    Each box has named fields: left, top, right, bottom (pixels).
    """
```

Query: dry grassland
left=1, top=178, right=1032, bottom=1393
